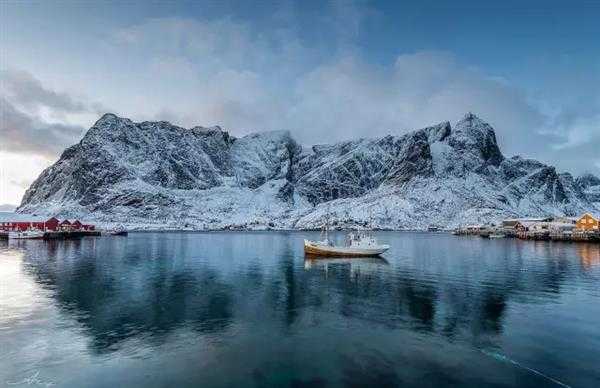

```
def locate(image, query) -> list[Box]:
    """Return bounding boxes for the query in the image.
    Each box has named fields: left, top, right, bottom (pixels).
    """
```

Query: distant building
left=514, top=221, right=544, bottom=232
left=0, top=213, right=61, bottom=232
left=0, top=213, right=94, bottom=232
left=575, top=213, right=599, bottom=231
left=59, top=219, right=72, bottom=230
left=547, top=222, right=576, bottom=232
left=502, top=217, right=553, bottom=228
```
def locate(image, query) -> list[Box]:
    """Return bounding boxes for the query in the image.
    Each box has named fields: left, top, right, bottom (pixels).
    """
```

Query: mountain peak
left=576, top=173, right=600, bottom=188
left=456, top=112, right=489, bottom=127
left=95, top=113, right=122, bottom=125
left=449, top=113, right=503, bottom=166
left=18, top=113, right=597, bottom=229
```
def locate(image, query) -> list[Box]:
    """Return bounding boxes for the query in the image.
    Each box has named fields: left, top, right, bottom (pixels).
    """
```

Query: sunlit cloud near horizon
left=1, top=0, right=599, bottom=205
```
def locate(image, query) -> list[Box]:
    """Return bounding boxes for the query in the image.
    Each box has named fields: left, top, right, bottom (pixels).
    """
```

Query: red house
left=0, top=214, right=61, bottom=231
left=40, top=217, right=60, bottom=231
left=0, top=214, right=96, bottom=232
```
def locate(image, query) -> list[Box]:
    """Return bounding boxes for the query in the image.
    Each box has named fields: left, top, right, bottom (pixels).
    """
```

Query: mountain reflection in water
left=1, top=231, right=599, bottom=388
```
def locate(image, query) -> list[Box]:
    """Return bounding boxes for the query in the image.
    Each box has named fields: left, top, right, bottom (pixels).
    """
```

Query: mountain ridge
left=17, top=113, right=600, bottom=229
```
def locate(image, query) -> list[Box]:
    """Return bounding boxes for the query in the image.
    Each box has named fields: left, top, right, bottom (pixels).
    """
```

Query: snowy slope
left=18, top=113, right=600, bottom=230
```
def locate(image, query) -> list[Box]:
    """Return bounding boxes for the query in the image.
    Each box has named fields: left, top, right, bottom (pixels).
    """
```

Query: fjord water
left=1, top=232, right=599, bottom=388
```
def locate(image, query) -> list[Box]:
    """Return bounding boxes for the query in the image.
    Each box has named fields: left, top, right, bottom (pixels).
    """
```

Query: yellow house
left=575, top=213, right=599, bottom=231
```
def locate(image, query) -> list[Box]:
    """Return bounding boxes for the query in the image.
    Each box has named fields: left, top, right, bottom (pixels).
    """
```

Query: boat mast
left=368, top=206, right=373, bottom=237
left=325, top=203, right=330, bottom=242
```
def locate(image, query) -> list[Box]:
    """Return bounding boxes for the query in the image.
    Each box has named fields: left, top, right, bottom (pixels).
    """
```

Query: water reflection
left=577, top=243, right=600, bottom=268
left=303, top=255, right=389, bottom=271
left=12, top=237, right=234, bottom=354
left=1, top=233, right=599, bottom=387
left=7, top=235, right=598, bottom=350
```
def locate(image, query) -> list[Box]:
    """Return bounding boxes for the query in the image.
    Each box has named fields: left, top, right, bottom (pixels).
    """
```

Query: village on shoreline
left=452, top=212, right=600, bottom=242
left=1, top=210, right=599, bottom=243
left=0, top=213, right=100, bottom=240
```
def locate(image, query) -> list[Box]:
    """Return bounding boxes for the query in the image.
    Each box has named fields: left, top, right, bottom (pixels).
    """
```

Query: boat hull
left=304, top=240, right=389, bottom=257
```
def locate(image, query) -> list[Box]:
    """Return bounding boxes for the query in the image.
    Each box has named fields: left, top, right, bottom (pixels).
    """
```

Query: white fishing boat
left=304, top=234, right=390, bottom=257
left=489, top=233, right=506, bottom=239
left=8, top=229, right=45, bottom=239
left=101, top=225, right=128, bottom=236
left=304, top=208, right=389, bottom=257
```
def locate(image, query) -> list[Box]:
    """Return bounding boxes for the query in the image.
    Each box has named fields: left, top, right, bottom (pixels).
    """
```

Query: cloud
left=0, top=69, right=107, bottom=158
left=9, top=178, right=33, bottom=189
left=0, top=97, right=84, bottom=157
left=102, top=16, right=599, bottom=177
left=283, top=52, right=547, bottom=152
left=0, top=69, right=87, bottom=115
left=110, top=18, right=543, bottom=141
left=3, top=11, right=599, bottom=180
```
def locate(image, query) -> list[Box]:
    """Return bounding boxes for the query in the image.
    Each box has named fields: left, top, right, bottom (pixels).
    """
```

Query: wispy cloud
left=1, top=69, right=87, bottom=115
left=9, top=178, right=32, bottom=189
left=2, top=10, right=599, bottom=179
left=0, top=70, right=100, bottom=157
left=0, top=97, right=84, bottom=157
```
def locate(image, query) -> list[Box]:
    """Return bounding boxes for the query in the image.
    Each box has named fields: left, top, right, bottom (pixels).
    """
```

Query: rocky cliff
left=18, top=113, right=599, bottom=229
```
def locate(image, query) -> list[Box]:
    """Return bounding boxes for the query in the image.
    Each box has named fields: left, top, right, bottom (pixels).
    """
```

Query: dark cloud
left=0, top=70, right=97, bottom=158
left=0, top=97, right=84, bottom=157
left=0, top=69, right=87, bottom=114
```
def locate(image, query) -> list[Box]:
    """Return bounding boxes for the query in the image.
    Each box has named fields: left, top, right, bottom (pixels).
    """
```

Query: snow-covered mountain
left=17, top=113, right=600, bottom=230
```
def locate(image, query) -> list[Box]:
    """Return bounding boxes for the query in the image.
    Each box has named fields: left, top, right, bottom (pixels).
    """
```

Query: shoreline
left=124, top=228, right=449, bottom=233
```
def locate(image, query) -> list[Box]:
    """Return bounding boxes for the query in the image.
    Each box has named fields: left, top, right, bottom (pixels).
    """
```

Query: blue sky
left=1, top=0, right=599, bottom=205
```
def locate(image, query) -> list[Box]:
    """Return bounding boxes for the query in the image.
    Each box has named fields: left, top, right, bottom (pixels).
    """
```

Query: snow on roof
left=504, top=217, right=552, bottom=222
left=515, top=221, right=542, bottom=227
left=575, top=212, right=600, bottom=220
left=0, top=212, right=51, bottom=223
left=547, top=222, right=576, bottom=229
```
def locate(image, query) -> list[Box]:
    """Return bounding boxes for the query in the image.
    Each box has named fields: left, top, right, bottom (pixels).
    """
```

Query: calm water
left=1, top=232, right=599, bottom=388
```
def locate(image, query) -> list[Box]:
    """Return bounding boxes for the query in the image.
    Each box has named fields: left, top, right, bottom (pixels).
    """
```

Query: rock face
left=576, top=173, right=600, bottom=206
left=18, top=113, right=600, bottom=229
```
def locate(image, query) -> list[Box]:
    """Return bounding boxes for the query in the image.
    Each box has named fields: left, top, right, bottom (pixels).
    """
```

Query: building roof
left=504, top=217, right=553, bottom=223
left=579, top=212, right=600, bottom=220
left=515, top=221, right=536, bottom=226
left=547, top=222, right=576, bottom=229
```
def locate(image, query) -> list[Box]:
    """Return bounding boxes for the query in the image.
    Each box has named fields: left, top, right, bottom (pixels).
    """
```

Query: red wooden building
left=0, top=213, right=94, bottom=232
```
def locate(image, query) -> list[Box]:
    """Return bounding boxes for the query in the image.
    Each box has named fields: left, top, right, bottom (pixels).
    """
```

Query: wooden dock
left=43, top=230, right=101, bottom=239
left=453, top=227, right=599, bottom=243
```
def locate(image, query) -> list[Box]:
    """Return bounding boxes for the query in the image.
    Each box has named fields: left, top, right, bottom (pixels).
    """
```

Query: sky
left=1, top=0, right=599, bottom=206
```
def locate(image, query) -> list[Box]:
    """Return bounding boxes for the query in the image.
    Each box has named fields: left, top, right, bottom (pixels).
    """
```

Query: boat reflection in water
left=304, top=254, right=389, bottom=276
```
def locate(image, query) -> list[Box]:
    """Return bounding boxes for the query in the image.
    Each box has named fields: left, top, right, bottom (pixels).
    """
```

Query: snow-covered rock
left=17, top=113, right=600, bottom=230
left=576, top=173, right=600, bottom=207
